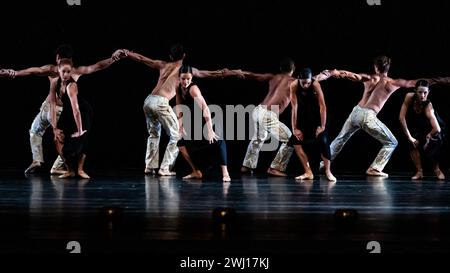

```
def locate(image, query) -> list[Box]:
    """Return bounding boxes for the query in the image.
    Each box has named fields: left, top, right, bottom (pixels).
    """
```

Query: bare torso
left=261, top=74, right=295, bottom=114
left=359, top=74, right=400, bottom=113
left=150, top=61, right=183, bottom=100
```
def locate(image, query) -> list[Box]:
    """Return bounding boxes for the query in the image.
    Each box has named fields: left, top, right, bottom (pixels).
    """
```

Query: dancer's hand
left=71, top=130, right=87, bottom=138
left=315, top=126, right=325, bottom=137
left=207, top=130, right=219, bottom=144
left=112, top=49, right=128, bottom=61
left=53, top=128, right=64, bottom=143
left=409, top=136, right=419, bottom=148
left=293, top=129, right=303, bottom=141
left=0, top=69, right=16, bottom=78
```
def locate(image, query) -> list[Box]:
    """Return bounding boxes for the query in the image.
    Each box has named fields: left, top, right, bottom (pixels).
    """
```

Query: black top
left=296, top=79, right=321, bottom=131
left=406, top=93, right=445, bottom=137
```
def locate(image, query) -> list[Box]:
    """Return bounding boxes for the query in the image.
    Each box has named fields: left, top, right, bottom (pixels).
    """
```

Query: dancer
left=4, top=44, right=124, bottom=174
left=176, top=65, right=231, bottom=182
left=319, top=56, right=424, bottom=177
left=399, top=80, right=445, bottom=180
left=240, top=58, right=297, bottom=176
left=120, top=44, right=242, bottom=175
left=49, top=58, right=92, bottom=179
left=288, top=68, right=336, bottom=182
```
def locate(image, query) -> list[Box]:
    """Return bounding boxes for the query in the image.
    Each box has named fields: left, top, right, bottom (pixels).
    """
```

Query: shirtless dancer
left=4, top=45, right=124, bottom=175
left=240, top=58, right=298, bottom=176
left=318, top=56, right=424, bottom=177
left=120, top=44, right=242, bottom=175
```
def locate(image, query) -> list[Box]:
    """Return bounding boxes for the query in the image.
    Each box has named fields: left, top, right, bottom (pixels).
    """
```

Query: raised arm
left=189, top=85, right=218, bottom=143
left=125, top=50, right=166, bottom=69
left=392, top=78, right=417, bottom=89
left=13, top=64, right=57, bottom=77
left=420, top=76, right=450, bottom=87
left=312, top=81, right=327, bottom=137
left=66, top=82, right=86, bottom=137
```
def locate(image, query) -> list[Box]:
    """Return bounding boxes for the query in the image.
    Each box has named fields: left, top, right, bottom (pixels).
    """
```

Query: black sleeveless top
left=56, top=78, right=92, bottom=134
left=296, top=79, right=321, bottom=130
left=406, top=93, right=445, bottom=137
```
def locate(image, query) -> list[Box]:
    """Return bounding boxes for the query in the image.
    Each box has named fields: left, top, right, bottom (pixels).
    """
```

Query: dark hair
left=415, top=79, right=430, bottom=89
left=55, top=44, right=74, bottom=59
left=179, top=65, right=193, bottom=75
left=170, top=43, right=185, bottom=61
left=373, top=55, right=391, bottom=73
left=299, top=68, right=312, bottom=79
left=279, top=57, right=295, bottom=73
left=58, top=58, right=74, bottom=67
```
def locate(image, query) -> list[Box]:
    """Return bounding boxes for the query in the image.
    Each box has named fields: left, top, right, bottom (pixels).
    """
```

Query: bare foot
left=325, top=171, right=337, bottom=182
left=295, top=172, right=314, bottom=180
left=78, top=170, right=90, bottom=179
left=50, top=168, right=66, bottom=175
left=158, top=169, right=176, bottom=176
left=58, top=171, right=76, bottom=178
left=267, top=168, right=287, bottom=177
left=183, top=170, right=203, bottom=179
left=366, top=168, right=388, bottom=177
left=222, top=174, right=231, bottom=182
left=434, top=169, right=445, bottom=180
left=412, top=171, right=423, bottom=180
left=25, top=161, right=41, bottom=174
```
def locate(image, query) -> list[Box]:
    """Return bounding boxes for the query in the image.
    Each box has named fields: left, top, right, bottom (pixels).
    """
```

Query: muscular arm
left=392, top=79, right=417, bottom=89
left=399, top=93, right=414, bottom=140
left=335, top=70, right=372, bottom=82
left=313, top=82, right=327, bottom=129
left=425, top=103, right=441, bottom=136
left=73, top=56, right=116, bottom=76
left=421, top=77, right=450, bottom=86
left=240, top=70, right=274, bottom=82
left=126, top=51, right=166, bottom=69
left=14, top=64, right=56, bottom=77
left=67, top=83, right=84, bottom=134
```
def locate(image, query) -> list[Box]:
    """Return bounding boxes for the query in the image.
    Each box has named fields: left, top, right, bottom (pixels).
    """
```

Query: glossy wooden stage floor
left=0, top=170, right=449, bottom=255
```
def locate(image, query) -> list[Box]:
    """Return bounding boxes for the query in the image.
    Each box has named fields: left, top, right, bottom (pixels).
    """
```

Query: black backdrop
left=1, top=0, right=450, bottom=174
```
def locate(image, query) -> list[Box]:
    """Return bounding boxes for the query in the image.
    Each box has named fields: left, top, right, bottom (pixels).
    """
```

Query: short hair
left=58, top=58, right=74, bottom=67
left=279, top=57, right=295, bottom=73
left=299, top=68, right=312, bottom=79
left=373, top=55, right=391, bottom=73
left=55, top=44, right=74, bottom=59
left=179, top=65, right=193, bottom=75
left=170, top=43, right=185, bottom=61
left=415, top=79, right=430, bottom=89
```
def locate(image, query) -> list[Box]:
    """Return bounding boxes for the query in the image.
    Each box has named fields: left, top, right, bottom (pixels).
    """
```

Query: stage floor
left=0, top=170, right=449, bottom=256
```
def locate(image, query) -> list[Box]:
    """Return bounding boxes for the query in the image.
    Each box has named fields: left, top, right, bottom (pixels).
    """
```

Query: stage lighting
left=334, top=209, right=358, bottom=221
left=99, top=206, right=124, bottom=222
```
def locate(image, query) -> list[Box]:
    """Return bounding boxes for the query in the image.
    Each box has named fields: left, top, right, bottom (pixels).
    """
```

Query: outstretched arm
left=313, top=81, right=327, bottom=137
left=73, top=50, right=124, bottom=76
left=125, top=50, right=166, bottom=69
left=392, top=78, right=417, bottom=89
left=420, top=76, right=450, bottom=86
left=13, top=64, right=57, bottom=77
left=239, top=70, right=274, bottom=82
left=191, top=67, right=243, bottom=79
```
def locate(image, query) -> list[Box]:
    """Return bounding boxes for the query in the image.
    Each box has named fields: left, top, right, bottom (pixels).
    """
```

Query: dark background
left=1, top=0, right=450, bottom=175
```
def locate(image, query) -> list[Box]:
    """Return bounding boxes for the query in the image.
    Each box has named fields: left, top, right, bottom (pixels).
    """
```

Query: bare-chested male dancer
left=3, top=44, right=124, bottom=175
left=120, top=44, right=242, bottom=176
left=318, top=56, right=424, bottom=177
left=240, top=58, right=298, bottom=177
